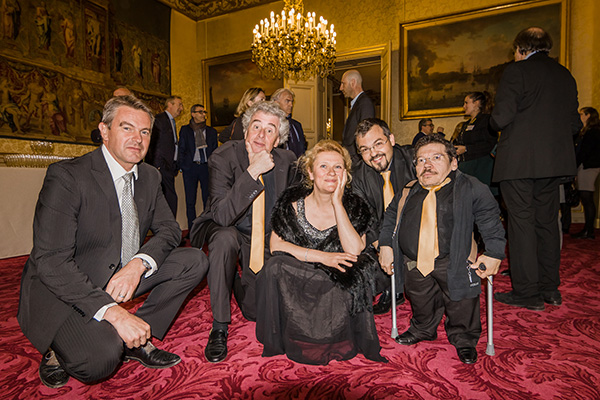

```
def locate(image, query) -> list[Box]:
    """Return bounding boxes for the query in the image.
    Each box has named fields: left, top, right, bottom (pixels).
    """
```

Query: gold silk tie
left=416, top=177, right=451, bottom=276
left=249, top=175, right=265, bottom=274
left=381, top=170, right=394, bottom=210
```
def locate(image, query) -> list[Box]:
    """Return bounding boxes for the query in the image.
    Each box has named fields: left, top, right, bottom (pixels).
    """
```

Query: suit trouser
left=159, top=166, right=178, bottom=218
left=206, top=225, right=265, bottom=323
left=405, top=258, right=481, bottom=348
left=500, top=178, right=561, bottom=298
left=182, top=163, right=209, bottom=230
left=51, top=248, right=207, bottom=383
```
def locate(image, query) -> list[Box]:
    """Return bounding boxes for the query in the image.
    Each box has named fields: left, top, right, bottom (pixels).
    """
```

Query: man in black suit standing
left=18, top=95, right=207, bottom=388
left=190, top=101, right=296, bottom=363
left=340, top=69, right=375, bottom=164
left=353, top=118, right=415, bottom=314
left=177, top=103, right=218, bottom=231
left=272, top=88, right=307, bottom=157
left=491, top=27, right=581, bottom=310
left=147, top=96, right=184, bottom=217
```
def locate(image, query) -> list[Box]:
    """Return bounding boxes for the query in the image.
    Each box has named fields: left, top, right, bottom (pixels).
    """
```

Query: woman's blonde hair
left=234, top=87, right=264, bottom=117
left=298, top=139, right=352, bottom=188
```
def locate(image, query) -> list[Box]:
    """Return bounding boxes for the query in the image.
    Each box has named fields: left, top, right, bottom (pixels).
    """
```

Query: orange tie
left=249, top=175, right=265, bottom=274
left=417, top=177, right=451, bottom=276
left=381, top=170, right=394, bottom=210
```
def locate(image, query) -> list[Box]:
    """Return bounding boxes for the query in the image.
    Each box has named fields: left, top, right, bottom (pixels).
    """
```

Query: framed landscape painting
left=400, top=0, right=568, bottom=119
left=202, top=51, right=283, bottom=129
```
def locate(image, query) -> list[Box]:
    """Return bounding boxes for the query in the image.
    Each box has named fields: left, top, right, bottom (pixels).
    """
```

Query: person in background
left=339, top=69, right=375, bottom=164
left=412, top=118, right=445, bottom=146
left=452, top=91, right=498, bottom=190
left=178, top=104, right=218, bottom=232
left=218, top=87, right=266, bottom=143
left=491, top=27, right=581, bottom=310
left=146, top=96, right=184, bottom=217
left=272, top=88, right=307, bottom=157
left=571, top=107, right=600, bottom=239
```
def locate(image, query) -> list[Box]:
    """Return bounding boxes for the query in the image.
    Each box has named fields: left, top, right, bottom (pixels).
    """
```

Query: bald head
left=340, top=69, right=364, bottom=99
left=113, top=87, right=132, bottom=97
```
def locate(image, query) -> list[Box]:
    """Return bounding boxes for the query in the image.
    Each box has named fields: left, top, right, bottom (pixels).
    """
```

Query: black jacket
left=352, top=144, right=415, bottom=245
left=379, top=170, right=505, bottom=300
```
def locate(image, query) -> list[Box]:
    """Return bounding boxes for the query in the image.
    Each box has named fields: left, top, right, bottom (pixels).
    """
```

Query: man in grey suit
left=340, top=69, right=375, bottom=164
left=491, top=27, right=581, bottom=311
left=190, top=101, right=296, bottom=363
left=18, top=95, right=207, bottom=388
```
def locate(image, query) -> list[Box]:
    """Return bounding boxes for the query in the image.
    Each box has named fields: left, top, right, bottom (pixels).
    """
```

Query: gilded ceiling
left=158, top=0, right=279, bottom=21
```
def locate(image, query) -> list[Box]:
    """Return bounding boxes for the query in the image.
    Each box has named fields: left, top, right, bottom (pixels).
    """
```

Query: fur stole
left=270, top=183, right=378, bottom=314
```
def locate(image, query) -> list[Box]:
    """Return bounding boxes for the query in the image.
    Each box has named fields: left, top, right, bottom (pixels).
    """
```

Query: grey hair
left=271, top=88, right=295, bottom=102
left=102, top=95, right=155, bottom=129
left=242, top=100, right=289, bottom=144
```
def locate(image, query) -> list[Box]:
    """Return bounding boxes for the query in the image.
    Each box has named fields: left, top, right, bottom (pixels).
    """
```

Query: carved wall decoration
left=0, top=0, right=171, bottom=148
left=157, top=0, right=277, bottom=21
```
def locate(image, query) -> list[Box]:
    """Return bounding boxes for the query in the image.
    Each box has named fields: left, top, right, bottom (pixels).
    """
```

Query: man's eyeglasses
left=414, top=153, right=446, bottom=166
left=192, top=110, right=207, bottom=114
left=358, top=138, right=389, bottom=155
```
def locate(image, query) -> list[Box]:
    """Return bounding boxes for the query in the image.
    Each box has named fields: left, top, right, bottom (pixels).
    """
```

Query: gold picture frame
left=399, top=0, right=568, bottom=120
left=202, top=51, right=283, bottom=130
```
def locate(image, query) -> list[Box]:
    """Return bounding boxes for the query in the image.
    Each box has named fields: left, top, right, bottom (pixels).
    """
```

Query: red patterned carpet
left=1, top=226, right=599, bottom=399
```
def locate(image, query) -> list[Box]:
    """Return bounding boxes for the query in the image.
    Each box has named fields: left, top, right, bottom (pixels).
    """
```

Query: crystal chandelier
left=251, top=0, right=336, bottom=81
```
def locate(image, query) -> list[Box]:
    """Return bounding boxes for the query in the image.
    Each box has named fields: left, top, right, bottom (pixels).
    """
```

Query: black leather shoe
left=457, top=347, right=478, bottom=364
left=571, top=230, right=595, bottom=239
left=205, top=329, right=228, bottom=363
left=395, top=330, right=436, bottom=346
left=542, top=291, right=562, bottom=306
left=373, top=291, right=406, bottom=315
left=39, top=349, right=69, bottom=389
left=124, top=342, right=181, bottom=369
left=495, top=291, right=544, bottom=311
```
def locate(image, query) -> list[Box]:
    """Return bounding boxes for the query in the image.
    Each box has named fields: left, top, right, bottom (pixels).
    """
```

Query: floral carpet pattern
left=1, top=227, right=599, bottom=399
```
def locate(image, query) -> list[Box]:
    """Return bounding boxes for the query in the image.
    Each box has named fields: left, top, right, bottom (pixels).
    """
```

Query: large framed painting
left=400, top=0, right=568, bottom=120
left=202, top=51, right=283, bottom=129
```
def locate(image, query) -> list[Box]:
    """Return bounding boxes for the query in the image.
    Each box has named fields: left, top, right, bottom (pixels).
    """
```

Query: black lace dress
left=255, top=185, right=386, bottom=365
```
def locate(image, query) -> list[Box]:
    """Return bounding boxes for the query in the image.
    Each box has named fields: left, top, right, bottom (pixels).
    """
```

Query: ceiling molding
left=158, top=0, right=279, bottom=21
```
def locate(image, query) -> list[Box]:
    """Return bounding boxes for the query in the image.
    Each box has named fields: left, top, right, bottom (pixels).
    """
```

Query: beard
left=369, top=153, right=390, bottom=172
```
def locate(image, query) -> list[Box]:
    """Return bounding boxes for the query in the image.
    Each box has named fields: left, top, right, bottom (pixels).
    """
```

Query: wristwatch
left=141, top=259, right=152, bottom=271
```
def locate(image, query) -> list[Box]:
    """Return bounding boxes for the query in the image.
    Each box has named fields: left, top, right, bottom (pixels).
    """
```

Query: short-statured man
left=379, top=134, right=505, bottom=364
left=146, top=96, right=184, bottom=217
left=177, top=104, right=218, bottom=230
left=353, top=118, right=416, bottom=314
left=190, top=101, right=297, bottom=363
left=18, top=95, right=207, bottom=388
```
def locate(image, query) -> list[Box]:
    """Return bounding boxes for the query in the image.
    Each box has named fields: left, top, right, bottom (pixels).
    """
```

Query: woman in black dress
left=572, top=106, right=600, bottom=239
left=453, top=91, right=498, bottom=190
left=256, top=140, right=386, bottom=365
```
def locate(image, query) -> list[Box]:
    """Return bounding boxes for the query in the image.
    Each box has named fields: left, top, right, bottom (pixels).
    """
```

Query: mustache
left=419, top=168, right=437, bottom=176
